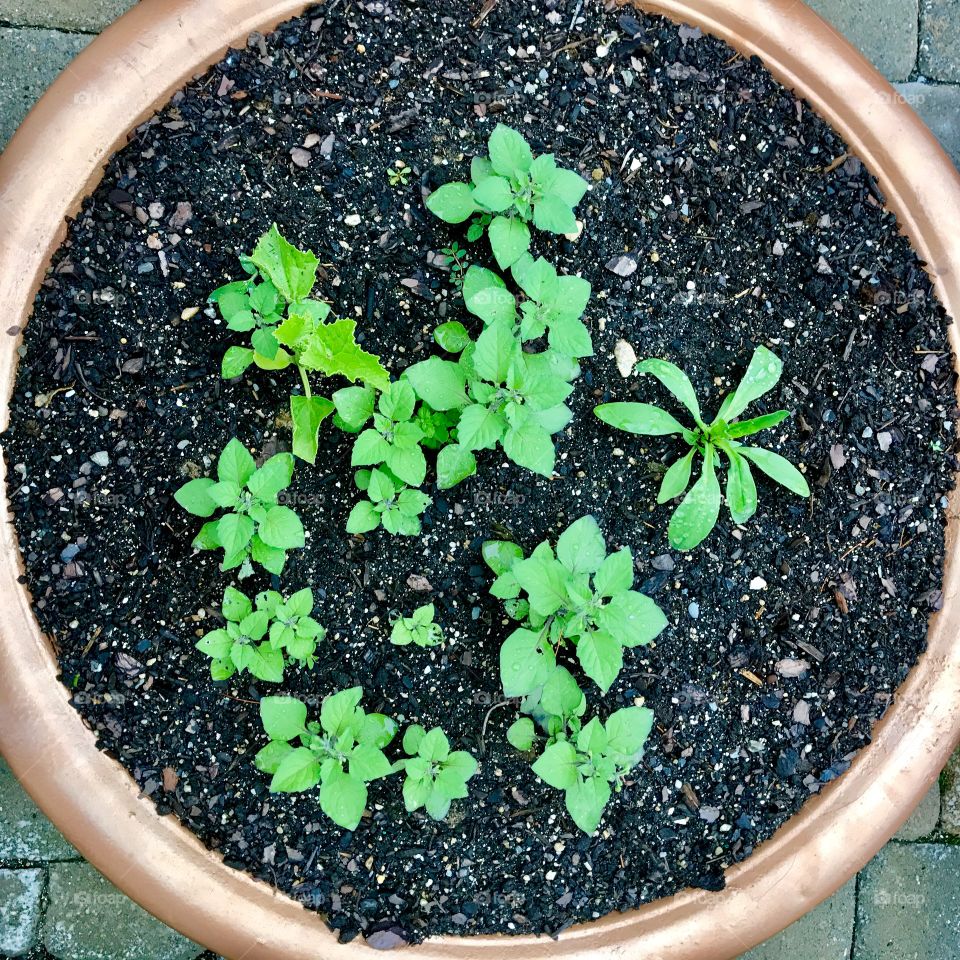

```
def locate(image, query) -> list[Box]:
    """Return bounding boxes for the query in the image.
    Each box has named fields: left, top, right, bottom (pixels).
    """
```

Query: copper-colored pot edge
left=0, top=2, right=958, bottom=959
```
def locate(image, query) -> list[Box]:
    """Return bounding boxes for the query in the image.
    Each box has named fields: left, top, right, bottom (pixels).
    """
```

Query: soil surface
left=4, top=0, right=957, bottom=945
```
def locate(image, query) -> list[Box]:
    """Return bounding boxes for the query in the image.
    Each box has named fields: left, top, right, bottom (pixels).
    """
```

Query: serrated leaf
left=596, top=591, right=667, bottom=648
left=463, top=266, right=517, bottom=327
left=222, top=345, right=254, bottom=379
left=318, top=766, right=367, bottom=831
left=250, top=224, right=319, bottom=303
left=531, top=739, right=578, bottom=790
left=299, top=319, right=389, bottom=389
left=258, top=505, right=305, bottom=550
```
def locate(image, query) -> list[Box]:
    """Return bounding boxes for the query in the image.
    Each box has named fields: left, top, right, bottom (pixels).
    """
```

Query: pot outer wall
left=0, top=1, right=958, bottom=958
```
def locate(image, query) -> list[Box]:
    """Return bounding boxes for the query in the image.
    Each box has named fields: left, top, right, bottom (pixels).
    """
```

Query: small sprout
left=196, top=586, right=324, bottom=683
left=532, top=706, right=654, bottom=834
left=255, top=688, right=397, bottom=831
left=394, top=725, right=478, bottom=820
left=594, top=346, right=810, bottom=551
left=484, top=515, right=667, bottom=696
left=174, top=439, right=304, bottom=578
left=440, top=241, right=467, bottom=292
left=425, top=123, right=590, bottom=270
left=387, top=161, right=412, bottom=186
left=391, top=603, right=443, bottom=647
left=346, top=466, right=432, bottom=537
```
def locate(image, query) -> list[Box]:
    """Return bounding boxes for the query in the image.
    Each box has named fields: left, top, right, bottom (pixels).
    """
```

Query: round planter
left=0, top=1, right=958, bottom=958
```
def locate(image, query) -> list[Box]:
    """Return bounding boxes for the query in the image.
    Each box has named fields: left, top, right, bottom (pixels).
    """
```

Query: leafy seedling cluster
left=426, top=124, right=589, bottom=269
left=390, top=603, right=444, bottom=647
left=256, top=691, right=477, bottom=830
left=174, top=441, right=304, bottom=578
left=595, top=346, right=810, bottom=550
left=196, top=586, right=324, bottom=682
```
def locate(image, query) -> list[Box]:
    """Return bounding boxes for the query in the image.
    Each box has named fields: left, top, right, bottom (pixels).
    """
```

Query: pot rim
left=1, top=1, right=958, bottom=958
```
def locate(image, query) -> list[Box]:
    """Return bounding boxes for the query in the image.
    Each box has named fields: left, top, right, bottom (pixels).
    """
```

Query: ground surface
left=0, top=1, right=958, bottom=959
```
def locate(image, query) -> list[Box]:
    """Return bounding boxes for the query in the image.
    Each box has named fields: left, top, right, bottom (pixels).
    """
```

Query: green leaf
left=436, top=443, right=477, bottom=489
left=403, top=724, right=426, bottom=755
left=513, top=553, right=569, bottom=616
left=725, top=409, right=790, bottom=439
left=386, top=443, right=427, bottom=487
left=222, top=345, right=254, bottom=379
left=434, top=321, right=471, bottom=354
left=270, top=746, right=322, bottom=793
left=738, top=446, right=810, bottom=497
left=174, top=477, right=218, bottom=518
left=594, top=402, right=688, bottom=436
left=565, top=774, right=612, bottom=834
left=425, top=182, right=478, bottom=223
left=487, top=124, right=533, bottom=178
left=544, top=167, right=590, bottom=208
left=196, top=629, right=232, bottom=660
left=222, top=585, right=252, bottom=622
left=346, top=501, right=380, bottom=533
left=725, top=449, right=758, bottom=524
left=332, top=385, right=376, bottom=431
left=541, top=666, right=585, bottom=718
left=488, top=216, right=531, bottom=269
left=457, top=403, right=506, bottom=450
left=250, top=224, right=319, bottom=303
left=669, top=445, right=722, bottom=550
left=378, top=380, right=416, bottom=422
left=207, top=480, right=241, bottom=509
left=425, top=790, right=452, bottom=821
left=258, top=505, right=305, bottom=550
left=463, top=266, right=517, bottom=327
left=404, top=357, right=468, bottom=411
left=532, top=194, right=577, bottom=234
left=321, top=687, right=363, bottom=737
left=251, top=327, right=279, bottom=360
left=556, top=515, right=606, bottom=575
left=502, top=419, right=556, bottom=477
left=418, top=728, right=451, bottom=762
left=244, top=644, right=285, bottom=683
left=299, top=319, right=389, bottom=390
left=507, top=717, right=535, bottom=751
left=254, top=740, right=294, bottom=775
left=362, top=713, right=397, bottom=749
left=367, top=468, right=395, bottom=504
left=193, top=520, right=221, bottom=550
left=217, top=512, right=254, bottom=557
left=402, top=774, right=432, bottom=813
left=248, top=453, right=294, bottom=502
left=287, top=587, right=314, bottom=618
left=472, top=174, right=514, bottom=212
left=251, top=535, right=286, bottom=575
left=636, top=358, right=703, bottom=423
left=260, top=696, right=308, bottom=741
left=471, top=156, right=494, bottom=185
left=593, top=548, right=634, bottom=597
left=722, top=346, right=783, bottom=422
left=658, top=450, right=695, bottom=504
left=318, top=766, right=367, bottom=831
left=291, top=395, right=335, bottom=464
left=482, top=540, right=524, bottom=576
left=547, top=313, right=593, bottom=360
left=218, top=438, right=256, bottom=487
left=352, top=428, right=392, bottom=466
left=500, top=628, right=555, bottom=698
left=597, top=591, right=667, bottom=648
left=604, top=706, right=654, bottom=760
left=532, top=739, right=578, bottom=790
left=348, top=744, right=393, bottom=782
left=576, top=630, right=623, bottom=693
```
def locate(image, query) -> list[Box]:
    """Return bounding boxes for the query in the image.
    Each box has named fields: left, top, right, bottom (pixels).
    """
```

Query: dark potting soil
left=3, top=0, right=957, bottom=945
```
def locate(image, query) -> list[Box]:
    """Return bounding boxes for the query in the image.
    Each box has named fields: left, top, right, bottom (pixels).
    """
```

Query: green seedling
left=594, top=346, right=810, bottom=551
left=484, top=515, right=667, bottom=695
left=532, top=706, right=654, bottom=834
left=210, top=224, right=389, bottom=464
left=440, top=242, right=468, bottom=292
left=387, top=161, right=412, bottom=186
left=255, top=689, right=397, bottom=831
left=391, top=603, right=443, bottom=647
left=462, top=256, right=593, bottom=360
left=174, top=439, right=304, bottom=577
left=425, top=124, right=589, bottom=269
left=404, top=319, right=577, bottom=485
left=394, top=725, right=478, bottom=820
left=196, top=586, right=324, bottom=683
left=506, top=664, right=587, bottom=751
left=346, top=466, right=432, bottom=537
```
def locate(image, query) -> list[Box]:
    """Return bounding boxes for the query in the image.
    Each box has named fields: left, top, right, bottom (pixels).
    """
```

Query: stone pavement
left=0, top=1, right=958, bottom=958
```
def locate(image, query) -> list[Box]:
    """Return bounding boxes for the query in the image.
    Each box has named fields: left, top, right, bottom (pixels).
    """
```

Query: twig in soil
left=471, top=0, right=498, bottom=28
left=74, top=364, right=107, bottom=403
left=478, top=699, right=513, bottom=756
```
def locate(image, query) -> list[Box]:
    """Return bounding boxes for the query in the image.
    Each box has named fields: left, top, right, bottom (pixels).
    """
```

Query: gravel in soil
left=3, top=0, right=957, bottom=945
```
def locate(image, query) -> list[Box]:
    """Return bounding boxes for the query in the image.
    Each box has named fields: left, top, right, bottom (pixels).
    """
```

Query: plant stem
left=298, top=364, right=312, bottom=399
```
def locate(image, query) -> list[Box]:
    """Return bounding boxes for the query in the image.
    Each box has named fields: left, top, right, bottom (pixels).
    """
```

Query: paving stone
left=805, top=0, right=918, bottom=82
left=43, top=862, right=202, bottom=960
left=921, top=0, right=960, bottom=81
left=942, top=747, right=960, bottom=836
left=736, top=879, right=855, bottom=960
left=894, top=82, right=960, bottom=168
left=0, top=868, right=44, bottom=957
left=894, top=781, right=941, bottom=840
left=855, top=842, right=960, bottom=959
left=0, top=26, right=90, bottom=149
left=0, top=1, right=136, bottom=33
left=0, top=759, right=77, bottom=863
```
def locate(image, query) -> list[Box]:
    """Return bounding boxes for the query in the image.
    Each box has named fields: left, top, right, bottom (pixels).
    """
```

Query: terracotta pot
left=0, top=1, right=958, bottom=957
